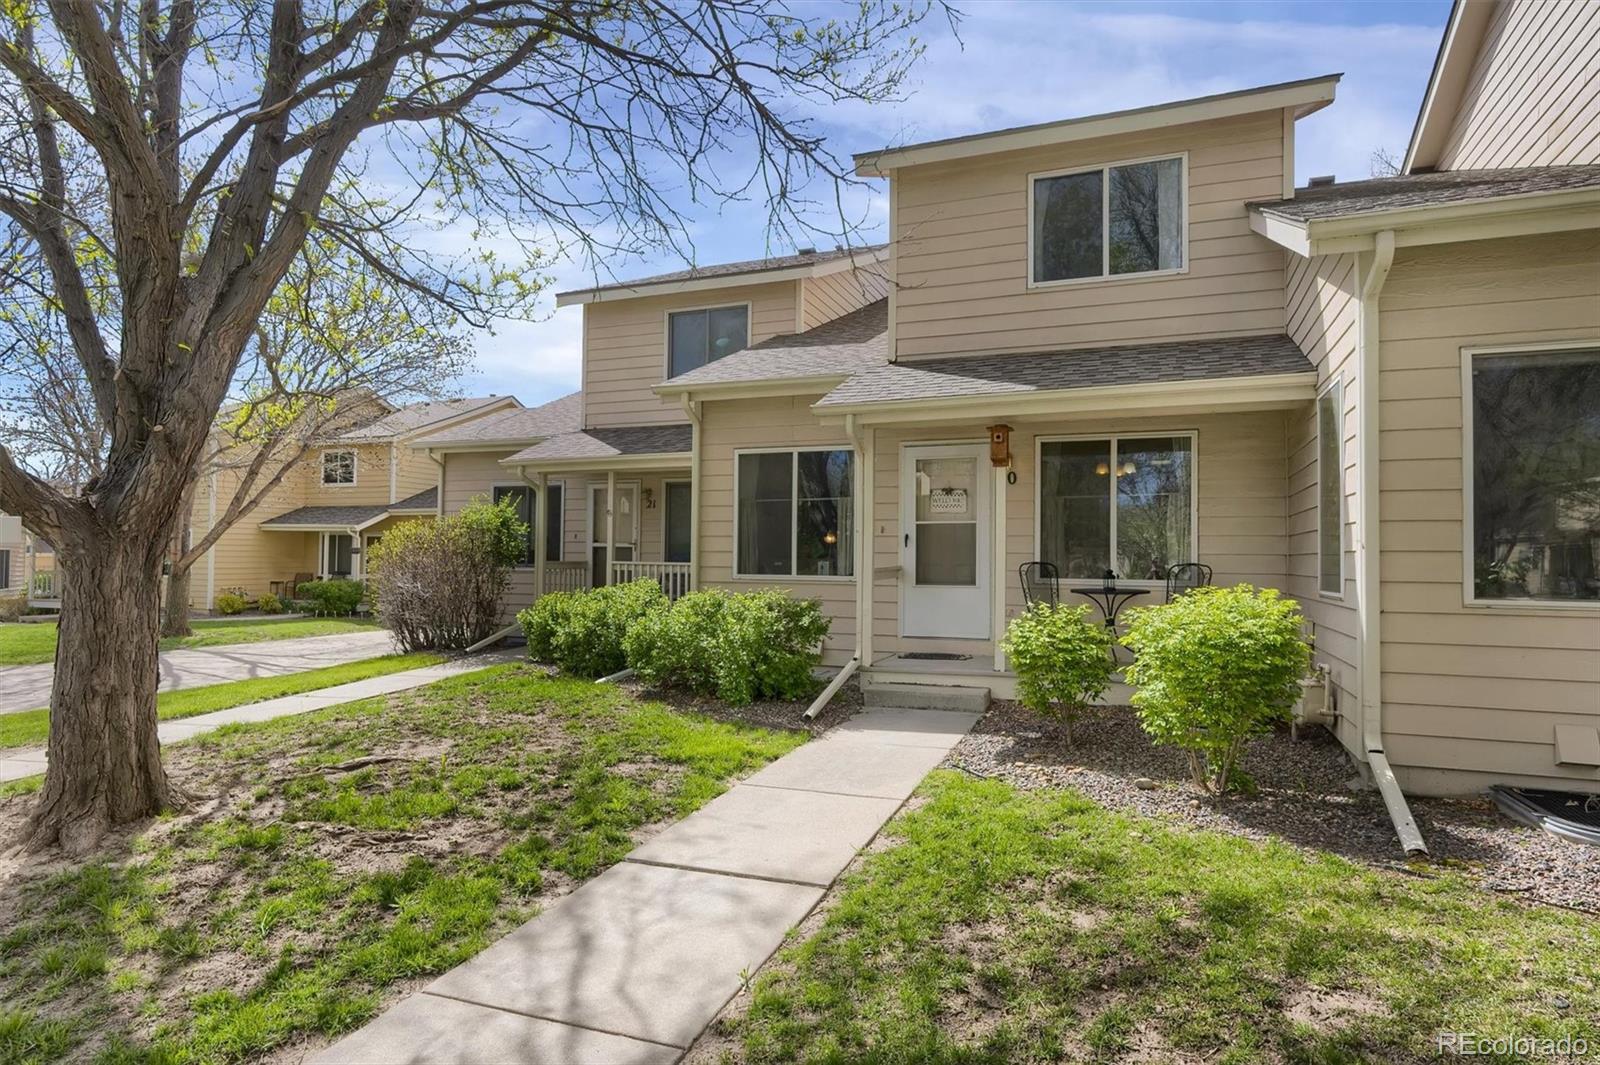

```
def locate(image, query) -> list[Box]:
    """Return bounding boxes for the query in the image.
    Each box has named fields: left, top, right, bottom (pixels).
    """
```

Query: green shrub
left=0, top=593, right=24, bottom=622
left=256, top=592, right=285, bottom=615
left=1000, top=603, right=1115, bottom=747
left=624, top=588, right=830, bottom=706
left=518, top=579, right=667, bottom=677
left=1120, top=585, right=1311, bottom=794
left=367, top=498, right=527, bottom=651
left=214, top=592, right=249, bottom=616
left=295, top=578, right=364, bottom=616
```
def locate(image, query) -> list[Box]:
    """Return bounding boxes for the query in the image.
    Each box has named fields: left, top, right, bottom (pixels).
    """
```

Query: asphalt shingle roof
left=260, top=504, right=391, bottom=528
left=815, top=335, right=1314, bottom=408
left=664, top=300, right=889, bottom=389
left=1248, top=165, right=1600, bottom=223
left=389, top=487, right=438, bottom=512
left=503, top=424, right=694, bottom=465
left=558, top=245, right=886, bottom=299
left=412, top=392, right=583, bottom=447
left=335, top=396, right=507, bottom=442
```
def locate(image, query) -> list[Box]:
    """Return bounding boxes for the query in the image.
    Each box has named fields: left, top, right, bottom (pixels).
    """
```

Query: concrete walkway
left=315, top=705, right=979, bottom=1065
left=0, top=651, right=519, bottom=783
left=0, top=629, right=398, bottom=714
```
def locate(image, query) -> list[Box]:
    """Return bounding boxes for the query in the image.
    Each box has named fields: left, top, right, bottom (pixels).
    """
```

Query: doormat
left=897, top=652, right=972, bottom=661
left=1492, top=786, right=1600, bottom=847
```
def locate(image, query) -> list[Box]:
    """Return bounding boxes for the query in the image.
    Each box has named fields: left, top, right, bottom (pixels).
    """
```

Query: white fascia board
left=1403, top=0, right=1496, bottom=173
left=555, top=247, right=889, bottom=307
left=405, top=437, right=547, bottom=454
left=1300, top=189, right=1600, bottom=256
left=397, top=396, right=521, bottom=441
left=1248, top=211, right=1312, bottom=256
left=497, top=452, right=692, bottom=473
left=854, top=75, right=1340, bottom=176
left=811, top=372, right=1317, bottom=425
left=654, top=375, right=853, bottom=401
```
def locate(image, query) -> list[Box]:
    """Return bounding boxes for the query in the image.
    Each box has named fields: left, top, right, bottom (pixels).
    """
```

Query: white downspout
left=681, top=394, right=702, bottom=591
left=426, top=449, right=445, bottom=517
left=1357, top=229, right=1427, bottom=856
left=388, top=442, right=398, bottom=503
left=806, top=413, right=868, bottom=719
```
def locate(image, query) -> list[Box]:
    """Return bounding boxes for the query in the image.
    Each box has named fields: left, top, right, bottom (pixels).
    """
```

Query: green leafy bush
left=256, top=592, right=285, bottom=615
left=518, top=579, right=667, bottom=677
left=0, top=593, right=24, bottom=622
left=1120, top=585, right=1311, bottom=794
left=1000, top=603, right=1115, bottom=746
left=295, top=578, right=364, bottom=616
left=214, top=592, right=249, bottom=616
left=367, top=498, right=527, bottom=651
left=624, top=588, right=830, bottom=706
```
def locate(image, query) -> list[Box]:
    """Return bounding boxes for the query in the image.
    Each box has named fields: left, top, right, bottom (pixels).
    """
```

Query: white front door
left=588, top=482, right=638, bottom=586
left=901, top=444, right=990, bottom=639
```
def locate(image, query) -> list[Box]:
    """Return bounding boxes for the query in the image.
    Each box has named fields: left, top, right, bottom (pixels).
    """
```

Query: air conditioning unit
left=1291, top=664, right=1335, bottom=739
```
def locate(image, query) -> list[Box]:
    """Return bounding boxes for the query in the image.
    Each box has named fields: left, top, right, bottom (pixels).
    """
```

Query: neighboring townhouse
left=2, top=511, right=57, bottom=604
left=427, top=0, right=1597, bottom=813
left=188, top=395, right=516, bottom=610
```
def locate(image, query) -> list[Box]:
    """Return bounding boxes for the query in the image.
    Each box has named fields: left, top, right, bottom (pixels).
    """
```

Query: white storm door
left=900, top=444, right=990, bottom=639
left=588, top=482, right=638, bottom=586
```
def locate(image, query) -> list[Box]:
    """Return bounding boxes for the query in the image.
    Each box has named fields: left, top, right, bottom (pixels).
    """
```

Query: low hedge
left=296, top=578, right=364, bottom=616
left=518, top=578, right=667, bottom=677
left=624, top=588, right=829, bottom=706
left=214, top=592, right=250, bottom=616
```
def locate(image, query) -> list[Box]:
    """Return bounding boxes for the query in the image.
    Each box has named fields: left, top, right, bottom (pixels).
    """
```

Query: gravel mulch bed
left=622, top=679, right=861, bottom=736
left=947, top=701, right=1600, bottom=914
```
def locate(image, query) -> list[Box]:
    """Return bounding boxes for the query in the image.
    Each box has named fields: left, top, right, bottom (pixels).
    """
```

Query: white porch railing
left=610, top=560, right=692, bottom=600
left=29, top=570, right=61, bottom=603
left=540, top=561, right=590, bottom=595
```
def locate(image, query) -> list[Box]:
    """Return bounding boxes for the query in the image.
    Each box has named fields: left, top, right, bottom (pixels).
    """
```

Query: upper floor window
left=668, top=305, right=749, bottom=378
left=321, top=450, right=356, bottom=486
left=1030, top=155, right=1185, bottom=286
left=1468, top=346, right=1600, bottom=604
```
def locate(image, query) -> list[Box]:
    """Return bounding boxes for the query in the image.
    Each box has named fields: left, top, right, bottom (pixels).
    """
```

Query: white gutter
left=681, top=394, right=702, bottom=591
left=1357, top=229, right=1427, bottom=856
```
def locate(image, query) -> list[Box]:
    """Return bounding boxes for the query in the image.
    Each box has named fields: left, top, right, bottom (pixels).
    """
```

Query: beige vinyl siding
left=800, top=264, right=890, bottom=331
left=0, top=535, right=23, bottom=591
left=190, top=457, right=317, bottom=608
left=697, top=395, right=858, bottom=663
left=1377, top=230, right=1600, bottom=795
left=583, top=281, right=801, bottom=428
left=303, top=443, right=394, bottom=507
left=1283, top=252, right=1362, bottom=750
left=865, top=411, right=1290, bottom=656
left=393, top=444, right=439, bottom=502
left=891, top=111, right=1287, bottom=359
left=1437, top=0, right=1600, bottom=170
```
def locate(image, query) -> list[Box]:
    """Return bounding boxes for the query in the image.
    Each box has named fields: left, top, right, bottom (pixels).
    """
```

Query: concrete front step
left=861, top=679, right=990, bottom=714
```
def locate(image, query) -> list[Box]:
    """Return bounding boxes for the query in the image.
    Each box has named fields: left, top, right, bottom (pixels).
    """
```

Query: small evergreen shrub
left=256, top=592, right=285, bottom=615
left=367, top=498, right=526, bottom=651
left=1000, top=603, right=1115, bottom=747
left=295, top=578, right=364, bottom=616
left=624, top=588, right=829, bottom=706
left=518, top=579, right=667, bottom=677
left=1120, top=585, right=1311, bottom=795
left=214, top=592, right=249, bottom=616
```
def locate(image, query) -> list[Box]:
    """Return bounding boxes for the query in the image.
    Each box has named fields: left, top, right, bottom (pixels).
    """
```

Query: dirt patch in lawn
left=0, top=664, right=807, bottom=1064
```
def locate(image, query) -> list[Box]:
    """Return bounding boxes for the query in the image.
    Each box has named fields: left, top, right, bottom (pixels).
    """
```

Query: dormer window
left=668, top=304, right=749, bottom=378
left=1030, top=155, right=1185, bottom=286
left=321, top=449, right=356, bottom=486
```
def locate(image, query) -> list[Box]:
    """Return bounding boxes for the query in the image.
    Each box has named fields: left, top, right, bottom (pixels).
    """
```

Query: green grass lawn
left=722, top=772, right=1599, bottom=1064
left=0, top=617, right=381, bottom=666
left=0, top=665, right=806, bottom=1063
left=0, top=653, right=443, bottom=751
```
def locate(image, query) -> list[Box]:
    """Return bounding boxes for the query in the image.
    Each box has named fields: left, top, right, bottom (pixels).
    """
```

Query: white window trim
left=1460, top=339, right=1600, bottom=613
left=1032, top=430, right=1201, bottom=588
left=1026, top=151, right=1190, bottom=290
left=662, top=300, right=753, bottom=380
left=1317, top=377, right=1346, bottom=601
left=492, top=481, right=565, bottom=569
left=731, top=446, right=856, bottom=582
left=320, top=448, right=358, bottom=487
left=319, top=531, right=356, bottom=579
left=662, top=478, right=692, bottom=564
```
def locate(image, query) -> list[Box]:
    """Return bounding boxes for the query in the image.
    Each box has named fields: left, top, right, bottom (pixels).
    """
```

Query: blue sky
left=458, top=0, right=1452, bottom=407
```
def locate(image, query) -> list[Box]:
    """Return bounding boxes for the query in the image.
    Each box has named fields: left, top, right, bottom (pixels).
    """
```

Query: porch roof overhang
left=811, top=334, right=1317, bottom=425
left=259, top=504, right=390, bottom=532
left=499, top=424, right=693, bottom=474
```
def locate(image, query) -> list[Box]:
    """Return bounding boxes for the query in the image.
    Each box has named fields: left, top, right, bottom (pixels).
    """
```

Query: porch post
left=605, top=469, right=616, bottom=587
left=992, top=459, right=1007, bottom=673
left=534, top=469, right=548, bottom=598
left=857, top=426, right=875, bottom=668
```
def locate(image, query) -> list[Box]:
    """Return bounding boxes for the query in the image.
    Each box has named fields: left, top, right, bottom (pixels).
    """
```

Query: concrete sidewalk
left=0, top=651, right=519, bottom=783
left=315, top=706, right=978, bottom=1065
left=0, top=629, right=399, bottom=714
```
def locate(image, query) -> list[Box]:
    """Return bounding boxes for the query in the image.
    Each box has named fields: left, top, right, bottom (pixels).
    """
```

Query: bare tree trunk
left=20, top=533, right=172, bottom=854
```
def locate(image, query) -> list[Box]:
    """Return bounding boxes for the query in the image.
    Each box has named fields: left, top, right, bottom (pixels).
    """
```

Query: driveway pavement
left=316, top=706, right=979, bottom=1065
left=0, top=629, right=398, bottom=714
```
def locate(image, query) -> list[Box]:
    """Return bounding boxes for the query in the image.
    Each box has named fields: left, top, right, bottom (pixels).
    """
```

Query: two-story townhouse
left=425, top=0, right=1598, bottom=851
left=188, top=394, right=516, bottom=610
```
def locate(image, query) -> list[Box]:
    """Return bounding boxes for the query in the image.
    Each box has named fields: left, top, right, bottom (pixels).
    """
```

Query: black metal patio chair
left=1164, top=562, right=1213, bottom=600
left=1019, top=560, right=1059, bottom=607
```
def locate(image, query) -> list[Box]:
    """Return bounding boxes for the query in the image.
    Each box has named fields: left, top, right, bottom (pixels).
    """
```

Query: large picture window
left=1318, top=380, right=1344, bottom=596
left=1039, top=435, right=1194, bottom=581
left=1032, top=155, right=1184, bottom=285
left=493, top=484, right=565, bottom=565
left=736, top=449, right=853, bottom=578
left=668, top=305, right=749, bottom=378
left=1469, top=346, right=1600, bottom=603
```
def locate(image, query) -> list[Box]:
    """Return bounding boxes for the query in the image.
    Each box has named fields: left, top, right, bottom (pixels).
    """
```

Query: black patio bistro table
left=1070, top=585, right=1150, bottom=660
